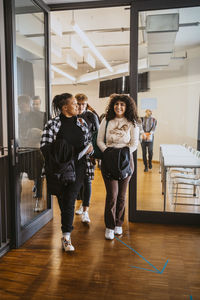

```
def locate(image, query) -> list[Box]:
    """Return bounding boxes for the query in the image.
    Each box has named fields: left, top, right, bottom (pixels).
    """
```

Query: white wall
left=52, top=80, right=110, bottom=116
left=33, top=62, right=46, bottom=112
left=52, top=46, right=200, bottom=161
left=137, top=46, right=200, bottom=160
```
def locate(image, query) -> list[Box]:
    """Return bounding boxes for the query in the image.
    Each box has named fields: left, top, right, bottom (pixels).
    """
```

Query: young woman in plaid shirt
left=41, top=93, right=93, bottom=251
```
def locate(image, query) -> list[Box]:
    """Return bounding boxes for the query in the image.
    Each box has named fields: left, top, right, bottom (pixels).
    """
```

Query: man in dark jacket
left=140, top=109, right=157, bottom=172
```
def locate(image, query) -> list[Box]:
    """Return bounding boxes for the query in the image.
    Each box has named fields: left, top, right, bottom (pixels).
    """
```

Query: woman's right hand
left=86, top=144, right=93, bottom=154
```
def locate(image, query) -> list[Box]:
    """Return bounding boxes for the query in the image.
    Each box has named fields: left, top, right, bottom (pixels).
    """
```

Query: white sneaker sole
left=62, top=246, right=75, bottom=252
left=105, top=235, right=114, bottom=240
left=81, top=219, right=91, bottom=224
left=75, top=210, right=83, bottom=215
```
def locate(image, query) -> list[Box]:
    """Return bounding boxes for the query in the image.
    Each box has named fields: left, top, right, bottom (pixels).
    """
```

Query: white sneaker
left=75, top=204, right=83, bottom=215
left=81, top=211, right=90, bottom=223
left=105, top=228, right=114, bottom=240
left=33, top=198, right=43, bottom=212
left=61, top=237, right=75, bottom=252
left=114, top=226, right=123, bottom=235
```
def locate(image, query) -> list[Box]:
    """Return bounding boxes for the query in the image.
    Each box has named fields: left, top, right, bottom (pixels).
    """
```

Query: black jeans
left=79, top=175, right=92, bottom=207
left=57, top=157, right=86, bottom=233
left=34, top=177, right=44, bottom=198
left=141, top=141, right=153, bottom=167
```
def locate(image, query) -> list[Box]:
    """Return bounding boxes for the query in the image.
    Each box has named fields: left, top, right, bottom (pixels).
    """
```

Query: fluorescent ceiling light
left=78, top=71, right=99, bottom=83
left=77, top=59, right=147, bottom=83
left=51, top=15, right=63, bottom=37
left=72, top=22, right=113, bottom=72
left=71, top=35, right=83, bottom=57
left=86, top=53, right=96, bottom=69
left=66, top=54, right=78, bottom=70
left=51, top=65, right=76, bottom=82
left=51, top=42, right=62, bottom=58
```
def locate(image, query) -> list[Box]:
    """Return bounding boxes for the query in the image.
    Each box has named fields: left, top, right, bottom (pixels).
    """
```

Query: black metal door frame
left=129, top=0, right=200, bottom=225
left=3, top=0, right=53, bottom=248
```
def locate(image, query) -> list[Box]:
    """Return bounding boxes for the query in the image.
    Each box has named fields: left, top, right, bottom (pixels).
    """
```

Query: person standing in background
left=75, top=93, right=99, bottom=223
left=140, top=109, right=157, bottom=172
left=29, top=96, right=46, bottom=208
left=30, top=96, right=46, bottom=131
left=18, top=95, right=31, bottom=147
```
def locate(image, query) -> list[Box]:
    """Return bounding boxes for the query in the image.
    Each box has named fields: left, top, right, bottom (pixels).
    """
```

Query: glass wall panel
left=51, top=6, right=130, bottom=214
left=15, top=0, right=47, bottom=226
left=137, top=7, right=200, bottom=214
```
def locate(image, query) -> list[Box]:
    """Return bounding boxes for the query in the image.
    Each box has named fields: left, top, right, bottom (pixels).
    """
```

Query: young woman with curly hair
left=97, top=94, right=139, bottom=240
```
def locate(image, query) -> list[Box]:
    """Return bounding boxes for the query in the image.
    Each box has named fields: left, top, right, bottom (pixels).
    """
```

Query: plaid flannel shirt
left=40, top=115, right=94, bottom=180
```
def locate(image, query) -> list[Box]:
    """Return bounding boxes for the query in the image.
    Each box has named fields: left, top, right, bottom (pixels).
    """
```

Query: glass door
left=4, top=0, right=52, bottom=247
left=129, top=0, right=200, bottom=225
left=0, top=0, right=11, bottom=256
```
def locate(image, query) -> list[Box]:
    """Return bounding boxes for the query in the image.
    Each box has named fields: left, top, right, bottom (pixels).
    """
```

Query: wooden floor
left=1, top=169, right=200, bottom=299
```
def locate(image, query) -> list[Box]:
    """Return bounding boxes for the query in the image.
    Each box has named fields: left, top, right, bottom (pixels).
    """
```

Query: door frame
left=129, top=0, right=200, bottom=225
left=4, top=0, right=53, bottom=248
left=48, top=0, right=200, bottom=225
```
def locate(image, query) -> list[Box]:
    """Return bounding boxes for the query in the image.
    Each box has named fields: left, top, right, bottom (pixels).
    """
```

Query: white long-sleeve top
left=97, top=117, right=139, bottom=154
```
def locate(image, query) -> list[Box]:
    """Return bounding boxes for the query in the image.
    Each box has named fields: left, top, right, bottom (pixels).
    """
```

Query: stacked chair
left=169, top=145, right=200, bottom=206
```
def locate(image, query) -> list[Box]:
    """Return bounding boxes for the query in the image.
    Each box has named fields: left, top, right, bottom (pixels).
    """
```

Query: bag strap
left=104, top=120, right=109, bottom=144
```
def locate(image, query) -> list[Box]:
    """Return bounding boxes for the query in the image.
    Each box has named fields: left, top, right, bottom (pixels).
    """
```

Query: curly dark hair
left=106, top=94, right=139, bottom=126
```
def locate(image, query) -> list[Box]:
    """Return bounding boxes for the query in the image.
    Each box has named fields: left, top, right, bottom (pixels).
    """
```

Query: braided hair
left=52, top=93, right=73, bottom=116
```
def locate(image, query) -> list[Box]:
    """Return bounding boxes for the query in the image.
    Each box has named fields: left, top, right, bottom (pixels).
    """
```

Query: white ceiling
left=16, top=4, right=200, bottom=85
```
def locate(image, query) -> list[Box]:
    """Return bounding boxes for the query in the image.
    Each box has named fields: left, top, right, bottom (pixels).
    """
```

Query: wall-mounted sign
left=140, top=98, right=157, bottom=110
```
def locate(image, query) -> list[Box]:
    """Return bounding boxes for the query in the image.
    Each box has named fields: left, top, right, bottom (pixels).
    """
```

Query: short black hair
left=32, top=96, right=41, bottom=102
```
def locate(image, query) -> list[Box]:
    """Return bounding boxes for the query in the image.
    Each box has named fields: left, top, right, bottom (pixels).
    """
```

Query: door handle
left=10, top=139, right=16, bottom=166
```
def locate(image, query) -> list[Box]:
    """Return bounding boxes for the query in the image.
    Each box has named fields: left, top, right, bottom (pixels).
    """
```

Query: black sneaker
left=144, top=167, right=148, bottom=172
left=149, top=163, right=152, bottom=169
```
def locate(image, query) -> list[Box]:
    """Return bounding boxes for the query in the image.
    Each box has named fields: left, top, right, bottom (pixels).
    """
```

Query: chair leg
left=175, top=183, right=178, bottom=205
left=193, top=185, right=197, bottom=197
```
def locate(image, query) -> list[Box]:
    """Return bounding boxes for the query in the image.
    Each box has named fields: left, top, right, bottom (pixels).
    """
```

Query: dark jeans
left=141, top=141, right=153, bottom=167
left=57, top=158, right=86, bottom=233
left=101, top=157, right=133, bottom=229
left=34, top=176, right=44, bottom=198
left=79, top=176, right=92, bottom=207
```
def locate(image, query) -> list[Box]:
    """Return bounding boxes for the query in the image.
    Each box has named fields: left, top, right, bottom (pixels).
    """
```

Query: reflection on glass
left=15, top=0, right=47, bottom=226
left=137, top=7, right=200, bottom=214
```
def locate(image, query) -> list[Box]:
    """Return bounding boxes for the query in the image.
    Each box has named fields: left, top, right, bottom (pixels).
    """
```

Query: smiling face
left=61, top=97, right=78, bottom=117
left=114, top=100, right=126, bottom=118
left=77, top=100, right=87, bottom=115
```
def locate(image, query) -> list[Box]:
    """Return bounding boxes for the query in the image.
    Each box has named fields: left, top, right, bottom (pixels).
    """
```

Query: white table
left=160, top=144, right=200, bottom=210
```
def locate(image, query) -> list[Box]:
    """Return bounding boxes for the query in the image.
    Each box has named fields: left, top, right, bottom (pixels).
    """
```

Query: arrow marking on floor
left=115, top=237, right=169, bottom=274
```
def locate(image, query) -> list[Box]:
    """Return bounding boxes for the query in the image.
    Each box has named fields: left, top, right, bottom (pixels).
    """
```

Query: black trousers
left=57, top=158, right=86, bottom=233
left=78, top=175, right=92, bottom=207
left=141, top=141, right=153, bottom=167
